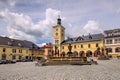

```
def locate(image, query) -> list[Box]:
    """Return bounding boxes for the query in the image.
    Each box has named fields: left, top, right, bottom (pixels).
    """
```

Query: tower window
left=62, top=46, right=64, bottom=50
left=56, top=33, right=58, bottom=36
left=62, top=33, right=64, bottom=37
left=55, top=40, right=59, bottom=44
left=56, top=29, right=58, bottom=31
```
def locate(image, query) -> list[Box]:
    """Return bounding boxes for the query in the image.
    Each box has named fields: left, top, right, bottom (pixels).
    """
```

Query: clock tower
left=53, top=16, right=65, bottom=56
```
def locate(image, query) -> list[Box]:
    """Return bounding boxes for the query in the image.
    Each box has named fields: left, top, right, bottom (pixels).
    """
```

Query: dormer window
left=32, top=44, right=35, bottom=49
left=76, top=36, right=84, bottom=41
left=11, top=39, right=14, bottom=42
left=8, top=42, right=12, bottom=46
left=89, top=33, right=92, bottom=39
left=18, top=43, right=22, bottom=47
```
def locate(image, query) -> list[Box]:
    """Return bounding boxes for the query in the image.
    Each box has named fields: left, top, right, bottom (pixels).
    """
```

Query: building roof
left=53, top=17, right=65, bottom=29
left=61, top=33, right=104, bottom=44
left=0, top=36, right=40, bottom=50
left=104, top=28, right=120, bottom=33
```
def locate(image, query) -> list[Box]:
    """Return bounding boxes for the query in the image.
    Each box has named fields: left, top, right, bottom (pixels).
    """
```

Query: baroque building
left=104, top=28, right=120, bottom=57
left=53, top=17, right=104, bottom=57
left=0, top=36, right=43, bottom=61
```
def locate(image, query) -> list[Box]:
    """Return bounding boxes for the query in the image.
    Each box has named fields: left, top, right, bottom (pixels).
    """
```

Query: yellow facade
left=0, top=45, right=30, bottom=60
left=32, top=50, right=44, bottom=60
left=52, top=17, right=104, bottom=57
left=61, top=40, right=104, bottom=57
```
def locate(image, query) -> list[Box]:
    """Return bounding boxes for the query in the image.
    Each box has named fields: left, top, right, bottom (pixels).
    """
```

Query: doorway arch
left=86, top=50, right=92, bottom=57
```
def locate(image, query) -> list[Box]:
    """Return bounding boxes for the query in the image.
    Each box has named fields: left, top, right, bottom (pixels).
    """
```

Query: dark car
left=22, top=59, right=31, bottom=62
left=1, top=60, right=7, bottom=64
left=10, top=59, right=16, bottom=63
left=0, top=60, right=3, bottom=64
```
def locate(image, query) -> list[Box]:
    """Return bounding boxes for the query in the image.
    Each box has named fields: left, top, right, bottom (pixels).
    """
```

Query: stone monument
left=98, top=47, right=109, bottom=60
left=67, top=43, right=73, bottom=57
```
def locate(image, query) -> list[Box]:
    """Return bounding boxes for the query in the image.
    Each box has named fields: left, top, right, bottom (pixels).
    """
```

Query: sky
left=0, top=0, right=120, bottom=45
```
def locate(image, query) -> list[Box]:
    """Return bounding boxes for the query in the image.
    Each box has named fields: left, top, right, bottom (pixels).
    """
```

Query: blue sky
left=0, top=0, right=120, bottom=45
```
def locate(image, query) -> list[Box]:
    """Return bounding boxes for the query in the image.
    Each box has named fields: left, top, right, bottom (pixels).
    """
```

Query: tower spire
left=57, top=15, right=61, bottom=25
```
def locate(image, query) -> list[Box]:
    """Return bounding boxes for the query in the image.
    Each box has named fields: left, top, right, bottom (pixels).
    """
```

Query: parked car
left=0, top=60, right=3, bottom=64
left=22, top=59, right=31, bottom=62
left=6, top=60, right=12, bottom=63
left=10, top=59, right=16, bottom=63
left=1, top=60, right=7, bottom=64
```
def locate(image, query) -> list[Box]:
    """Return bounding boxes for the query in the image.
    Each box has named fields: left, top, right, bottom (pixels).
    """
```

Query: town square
left=0, top=0, right=120, bottom=80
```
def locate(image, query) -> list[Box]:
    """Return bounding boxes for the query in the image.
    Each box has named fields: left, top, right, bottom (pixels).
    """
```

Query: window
left=115, top=47, right=120, bottom=52
left=62, top=33, right=64, bottom=37
left=62, top=46, right=64, bottom=50
left=107, top=48, right=112, bottom=53
left=3, top=48, right=6, bottom=52
left=107, top=33, right=113, bottom=37
left=55, top=40, right=59, bottom=44
left=19, top=56, right=22, bottom=60
left=88, top=44, right=90, bottom=48
left=81, top=44, right=83, bottom=48
left=19, top=49, right=22, bottom=53
left=96, top=43, right=99, bottom=47
left=114, top=38, right=120, bottom=44
left=106, top=39, right=112, bottom=44
left=12, top=55, right=16, bottom=60
left=12, top=49, right=16, bottom=53
left=56, top=29, right=58, bottom=31
left=74, top=45, right=76, bottom=49
left=56, top=33, right=58, bottom=36
left=8, top=42, right=12, bottom=46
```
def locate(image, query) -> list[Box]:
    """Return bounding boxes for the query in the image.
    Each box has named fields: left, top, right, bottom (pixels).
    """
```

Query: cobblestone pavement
left=0, top=59, right=120, bottom=80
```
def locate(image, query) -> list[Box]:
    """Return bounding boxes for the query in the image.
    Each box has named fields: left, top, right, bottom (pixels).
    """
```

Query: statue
left=55, top=46, right=59, bottom=56
left=68, top=44, right=72, bottom=52
left=67, top=43, right=73, bottom=57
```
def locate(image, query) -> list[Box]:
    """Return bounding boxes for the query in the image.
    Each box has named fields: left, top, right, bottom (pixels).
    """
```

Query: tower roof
left=57, top=15, right=61, bottom=25
left=53, top=15, right=65, bottom=29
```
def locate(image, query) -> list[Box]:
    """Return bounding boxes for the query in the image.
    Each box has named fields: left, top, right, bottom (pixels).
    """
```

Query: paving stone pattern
left=0, top=59, right=120, bottom=80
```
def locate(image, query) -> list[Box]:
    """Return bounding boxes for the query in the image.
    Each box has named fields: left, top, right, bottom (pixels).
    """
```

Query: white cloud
left=83, top=20, right=102, bottom=34
left=0, top=8, right=61, bottom=42
left=0, top=0, right=15, bottom=8
left=37, top=43, right=47, bottom=47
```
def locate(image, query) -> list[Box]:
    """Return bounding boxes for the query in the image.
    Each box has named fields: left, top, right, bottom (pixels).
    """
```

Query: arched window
left=79, top=51, right=84, bottom=57
left=94, top=50, right=100, bottom=57
left=115, top=47, right=120, bottom=52
left=73, top=51, right=78, bottom=57
left=86, top=50, right=92, bottom=57
left=106, top=48, right=112, bottom=53
left=2, top=54, right=6, bottom=60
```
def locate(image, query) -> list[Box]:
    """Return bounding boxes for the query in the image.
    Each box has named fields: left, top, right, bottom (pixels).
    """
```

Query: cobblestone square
left=0, top=59, right=120, bottom=80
